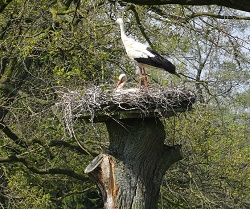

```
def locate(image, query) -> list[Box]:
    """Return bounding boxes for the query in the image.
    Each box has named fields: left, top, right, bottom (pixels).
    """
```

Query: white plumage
left=115, top=73, right=127, bottom=90
left=116, top=18, right=179, bottom=87
left=115, top=74, right=139, bottom=93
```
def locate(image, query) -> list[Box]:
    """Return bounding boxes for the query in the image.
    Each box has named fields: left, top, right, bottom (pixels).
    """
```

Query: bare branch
left=128, top=5, right=154, bottom=48
left=0, top=155, right=89, bottom=181
left=0, top=122, right=95, bottom=156
left=49, top=140, right=97, bottom=156
left=0, top=0, right=12, bottom=13
left=121, top=0, right=250, bottom=13
left=0, top=122, right=27, bottom=148
left=148, top=6, right=250, bottom=22
left=187, top=12, right=250, bottom=20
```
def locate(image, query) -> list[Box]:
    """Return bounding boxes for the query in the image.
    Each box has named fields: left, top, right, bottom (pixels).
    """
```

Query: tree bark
left=86, top=118, right=183, bottom=209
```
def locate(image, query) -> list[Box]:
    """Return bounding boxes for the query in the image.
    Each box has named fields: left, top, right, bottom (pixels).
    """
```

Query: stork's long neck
left=119, top=22, right=127, bottom=42
left=117, top=81, right=125, bottom=90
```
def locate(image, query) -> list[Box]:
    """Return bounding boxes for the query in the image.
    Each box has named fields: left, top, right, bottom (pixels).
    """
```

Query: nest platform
left=57, top=86, right=196, bottom=123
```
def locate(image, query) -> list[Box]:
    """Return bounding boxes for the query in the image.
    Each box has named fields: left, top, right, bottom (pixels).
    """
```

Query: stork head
left=115, top=73, right=127, bottom=90
left=116, top=18, right=123, bottom=25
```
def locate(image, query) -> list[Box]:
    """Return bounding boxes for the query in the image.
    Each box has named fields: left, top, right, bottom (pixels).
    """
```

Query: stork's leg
left=142, top=67, right=148, bottom=88
left=138, top=66, right=143, bottom=88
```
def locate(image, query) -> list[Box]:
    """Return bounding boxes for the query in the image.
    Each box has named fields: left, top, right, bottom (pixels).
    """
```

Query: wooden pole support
left=85, top=118, right=183, bottom=209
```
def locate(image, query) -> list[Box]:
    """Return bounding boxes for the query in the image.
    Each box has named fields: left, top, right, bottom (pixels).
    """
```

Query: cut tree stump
left=58, top=86, right=196, bottom=209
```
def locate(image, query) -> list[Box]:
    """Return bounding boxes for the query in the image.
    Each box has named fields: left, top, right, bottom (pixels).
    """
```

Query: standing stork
left=116, top=18, right=180, bottom=88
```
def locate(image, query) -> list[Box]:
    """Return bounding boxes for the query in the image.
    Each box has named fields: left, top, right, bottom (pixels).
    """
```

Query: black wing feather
left=134, top=47, right=176, bottom=74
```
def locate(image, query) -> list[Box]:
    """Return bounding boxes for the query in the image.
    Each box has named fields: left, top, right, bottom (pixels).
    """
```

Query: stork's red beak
left=115, top=80, right=122, bottom=89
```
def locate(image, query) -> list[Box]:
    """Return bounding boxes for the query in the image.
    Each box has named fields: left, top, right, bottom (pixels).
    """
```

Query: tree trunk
left=85, top=118, right=183, bottom=209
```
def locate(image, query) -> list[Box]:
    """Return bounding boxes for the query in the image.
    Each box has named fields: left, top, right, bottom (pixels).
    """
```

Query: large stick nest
left=56, top=86, right=196, bottom=126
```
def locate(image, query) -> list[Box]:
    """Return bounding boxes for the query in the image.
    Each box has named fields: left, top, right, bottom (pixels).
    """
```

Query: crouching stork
left=115, top=74, right=139, bottom=93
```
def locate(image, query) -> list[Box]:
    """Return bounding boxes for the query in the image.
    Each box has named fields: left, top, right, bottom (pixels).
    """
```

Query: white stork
left=115, top=73, right=127, bottom=90
left=116, top=18, right=180, bottom=87
left=115, top=74, right=139, bottom=93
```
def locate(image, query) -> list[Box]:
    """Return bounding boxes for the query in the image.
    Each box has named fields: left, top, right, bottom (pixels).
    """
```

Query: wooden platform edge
left=78, top=107, right=193, bottom=123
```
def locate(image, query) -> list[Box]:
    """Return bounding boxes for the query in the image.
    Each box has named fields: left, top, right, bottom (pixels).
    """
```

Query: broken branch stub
left=85, top=154, right=118, bottom=209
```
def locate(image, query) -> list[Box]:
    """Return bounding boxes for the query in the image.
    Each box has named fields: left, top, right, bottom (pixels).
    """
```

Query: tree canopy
left=0, top=0, right=250, bottom=208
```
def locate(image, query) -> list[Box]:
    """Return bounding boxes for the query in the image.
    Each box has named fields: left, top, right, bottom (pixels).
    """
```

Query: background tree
left=0, top=0, right=249, bottom=208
